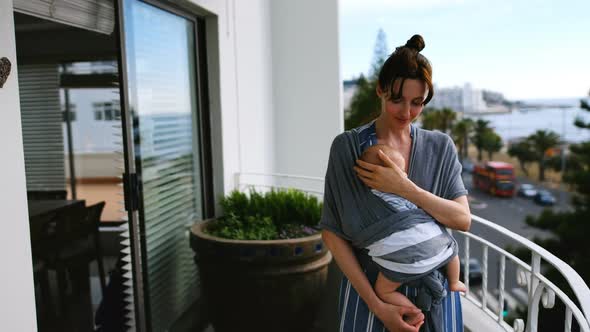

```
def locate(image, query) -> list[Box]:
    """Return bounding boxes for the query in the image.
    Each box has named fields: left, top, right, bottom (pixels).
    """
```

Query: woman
left=320, top=35, right=471, bottom=332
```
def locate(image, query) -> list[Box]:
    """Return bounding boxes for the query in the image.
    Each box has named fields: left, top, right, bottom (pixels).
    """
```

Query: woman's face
left=377, top=78, right=428, bottom=127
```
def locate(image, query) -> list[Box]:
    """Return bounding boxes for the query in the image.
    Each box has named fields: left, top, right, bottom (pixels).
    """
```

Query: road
left=455, top=172, right=572, bottom=308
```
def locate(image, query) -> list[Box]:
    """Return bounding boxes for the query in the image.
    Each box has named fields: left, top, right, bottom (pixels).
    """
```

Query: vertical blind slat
left=19, top=64, right=66, bottom=192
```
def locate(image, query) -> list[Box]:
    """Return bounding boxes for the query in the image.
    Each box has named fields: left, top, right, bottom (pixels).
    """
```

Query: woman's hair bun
left=405, top=34, right=425, bottom=52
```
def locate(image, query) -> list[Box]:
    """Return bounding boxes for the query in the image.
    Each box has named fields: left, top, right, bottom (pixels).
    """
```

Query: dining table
left=28, top=199, right=86, bottom=221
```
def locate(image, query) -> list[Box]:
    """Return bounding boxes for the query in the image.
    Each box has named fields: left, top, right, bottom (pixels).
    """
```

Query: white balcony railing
left=457, top=215, right=590, bottom=332
left=235, top=172, right=590, bottom=332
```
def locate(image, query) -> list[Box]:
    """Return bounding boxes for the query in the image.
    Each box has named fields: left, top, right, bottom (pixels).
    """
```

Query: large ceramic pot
left=190, top=219, right=332, bottom=332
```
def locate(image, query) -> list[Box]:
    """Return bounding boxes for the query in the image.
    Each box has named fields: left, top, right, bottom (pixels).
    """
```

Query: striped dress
left=336, top=121, right=464, bottom=331
left=337, top=266, right=463, bottom=331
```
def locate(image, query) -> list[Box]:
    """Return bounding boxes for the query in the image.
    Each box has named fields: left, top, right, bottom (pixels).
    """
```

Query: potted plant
left=190, top=189, right=332, bottom=332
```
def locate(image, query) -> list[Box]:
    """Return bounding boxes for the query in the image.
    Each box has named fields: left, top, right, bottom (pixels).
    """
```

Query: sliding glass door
left=117, top=0, right=210, bottom=330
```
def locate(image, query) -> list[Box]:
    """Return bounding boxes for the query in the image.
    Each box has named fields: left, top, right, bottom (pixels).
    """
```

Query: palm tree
left=482, top=130, right=503, bottom=160
left=452, top=118, right=474, bottom=162
left=527, top=130, right=561, bottom=181
left=438, top=108, right=457, bottom=134
left=472, top=119, right=492, bottom=161
left=508, top=140, right=535, bottom=176
left=420, top=108, right=458, bottom=134
left=420, top=108, right=440, bottom=131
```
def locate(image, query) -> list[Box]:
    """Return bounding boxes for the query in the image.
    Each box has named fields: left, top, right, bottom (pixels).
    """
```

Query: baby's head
left=361, top=144, right=406, bottom=171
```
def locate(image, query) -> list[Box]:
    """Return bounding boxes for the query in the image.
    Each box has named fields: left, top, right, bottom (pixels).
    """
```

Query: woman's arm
left=354, top=150, right=471, bottom=231
left=402, top=185, right=471, bottom=231
left=322, top=229, right=424, bottom=332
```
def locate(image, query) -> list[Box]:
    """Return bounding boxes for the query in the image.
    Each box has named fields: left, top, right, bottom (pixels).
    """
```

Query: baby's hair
left=378, top=34, right=433, bottom=105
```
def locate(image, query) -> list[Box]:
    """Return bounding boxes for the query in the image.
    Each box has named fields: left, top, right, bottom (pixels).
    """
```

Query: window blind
left=13, top=0, right=115, bottom=35
left=19, top=64, right=67, bottom=192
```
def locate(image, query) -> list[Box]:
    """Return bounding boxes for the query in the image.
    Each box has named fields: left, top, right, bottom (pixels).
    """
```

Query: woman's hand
left=373, top=301, right=424, bottom=332
left=323, top=230, right=425, bottom=331
left=355, top=149, right=471, bottom=231
left=354, top=149, right=411, bottom=196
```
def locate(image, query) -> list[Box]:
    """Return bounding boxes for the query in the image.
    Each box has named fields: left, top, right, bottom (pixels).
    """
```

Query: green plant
left=207, top=213, right=278, bottom=240
left=205, top=188, right=323, bottom=240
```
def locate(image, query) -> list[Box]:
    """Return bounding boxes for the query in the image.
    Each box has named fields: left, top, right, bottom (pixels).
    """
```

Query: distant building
left=482, top=90, right=506, bottom=105
left=462, top=83, right=487, bottom=113
left=430, top=83, right=489, bottom=113
left=430, top=83, right=513, bottom=114
left=342, top=80, right=509, bottom=116
left=429, top=84, right=464, bottom=112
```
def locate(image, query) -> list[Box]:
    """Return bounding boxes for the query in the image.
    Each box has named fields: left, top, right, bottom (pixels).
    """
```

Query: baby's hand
left=449, top=280, right=467, bottom=293
left=403, top=309, right=424, bottom=325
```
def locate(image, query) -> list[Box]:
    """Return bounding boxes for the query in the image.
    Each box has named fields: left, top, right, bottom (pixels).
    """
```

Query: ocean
left=465, top=97, right=590, bottom=144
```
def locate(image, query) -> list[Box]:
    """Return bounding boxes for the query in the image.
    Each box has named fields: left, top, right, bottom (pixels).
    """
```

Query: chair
left=85, top=202, right=107, bottom=293
left=27, top=190, right=68, bottom=200
left=36, top=204, right=90, bottom=315
left=32, top=259, right=53, bottom=326
left=38, top=202, right=108, bottom=316
left=30, top=216, right=55, bottom=325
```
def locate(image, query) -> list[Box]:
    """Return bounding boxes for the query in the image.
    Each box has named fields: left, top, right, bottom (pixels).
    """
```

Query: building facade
left=429, top=83, right=488, bottom=113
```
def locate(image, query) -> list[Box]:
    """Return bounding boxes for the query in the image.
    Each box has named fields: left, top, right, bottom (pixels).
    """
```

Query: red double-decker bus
left=472, top=161, right=516, bottom=197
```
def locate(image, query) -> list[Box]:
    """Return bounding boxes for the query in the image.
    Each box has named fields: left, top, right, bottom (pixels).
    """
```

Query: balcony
left=235, top=173, right=590, bottom=332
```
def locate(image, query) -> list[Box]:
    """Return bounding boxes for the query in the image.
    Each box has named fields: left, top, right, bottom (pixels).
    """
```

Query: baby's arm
left=447, top=255, right=467, bottom=292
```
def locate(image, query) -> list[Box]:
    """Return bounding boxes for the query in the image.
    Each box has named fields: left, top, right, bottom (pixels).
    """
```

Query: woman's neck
left=375, top=114, right=412, bottom=146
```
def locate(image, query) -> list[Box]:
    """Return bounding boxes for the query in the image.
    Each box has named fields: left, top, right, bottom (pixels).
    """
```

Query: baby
left=360, top=144, right=466, bottom=310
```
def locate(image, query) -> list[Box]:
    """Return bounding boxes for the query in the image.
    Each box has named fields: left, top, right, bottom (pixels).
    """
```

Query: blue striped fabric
left=339, top=121, right=463, bottom=331
left=371, top=189, right=418, bottom=212
left=337, top=274, right=463, bottom=331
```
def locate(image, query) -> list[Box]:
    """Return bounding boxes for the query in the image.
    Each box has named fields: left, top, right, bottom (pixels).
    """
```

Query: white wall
left=187, top=0, right=341, bottom=191
left=183, top=0, right=342, bottom=189
left=183, top=0, right=276, bottom=201
left=64, top=153, right=120, bottom=178
left=0, top=0, right=38, bottom=329
left=233, top=0, right=275, bottom=175
left=270, top=0, right=343, bottom=178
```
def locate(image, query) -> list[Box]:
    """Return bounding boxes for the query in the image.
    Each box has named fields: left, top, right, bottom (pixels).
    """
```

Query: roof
left=486, top=161, right=513, bottom=169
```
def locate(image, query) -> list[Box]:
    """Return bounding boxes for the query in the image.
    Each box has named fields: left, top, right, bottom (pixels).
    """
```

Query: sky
left=339, top=0, right=590, bottom=100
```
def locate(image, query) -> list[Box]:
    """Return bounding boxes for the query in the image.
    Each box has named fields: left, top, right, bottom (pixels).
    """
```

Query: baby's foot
left=449, top=281, right=467, bottom=293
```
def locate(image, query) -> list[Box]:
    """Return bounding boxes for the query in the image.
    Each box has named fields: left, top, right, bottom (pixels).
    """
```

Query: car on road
left=517, top=183, right=537, bottom=198
left=534, top=190, right=556, bottom=206
left=459, top=258, right=483, bottom=286
left=462, top=159, right=475, bottom=174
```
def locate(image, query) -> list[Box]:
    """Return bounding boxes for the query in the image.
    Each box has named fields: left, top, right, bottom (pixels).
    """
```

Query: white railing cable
left=482, top=245, right=489, bottom=310
left=465, top=236, right=471, bottom=296
left=235, top=172, right=325, bottom=196
left=235, top=173, right=590, bottom=332
left=237, top=172, right=325, bottom=182
left=499, top=255, right=506, bottom=324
